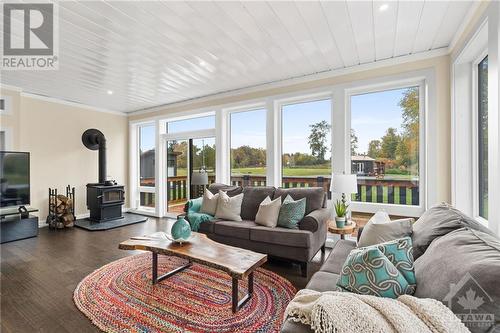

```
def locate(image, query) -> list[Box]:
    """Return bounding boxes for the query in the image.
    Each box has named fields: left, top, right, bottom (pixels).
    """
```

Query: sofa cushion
left=208, top=183, right=243, bottom=196
left=414, top=227, right=500, bottom=333
left=214, top=220, right=256, bottom=240
left=198, top=219, right=216, bottom=234
left=273, top=187, right=325, bottom=215
left=250, top=226, right=313, bottom=248
left=368, top=237, right=416, bottom=289
left=277, top=195, right=306, bottom=229
left=357, top=217, right=414, bottom=247
left=306, top=271, right=340, bottom=292
left=215, top=191, right=243, bottom=221
left=412, top=203, right=496, bottom=259
left=200, top=188, right=219, bottom=215
left=320, top=240, right=357, bottom=274
left=255, top=196, right=281, bottom=227
left=239, top=186, right=276, bottom=220
left=337, top=246, right=412, bottom=298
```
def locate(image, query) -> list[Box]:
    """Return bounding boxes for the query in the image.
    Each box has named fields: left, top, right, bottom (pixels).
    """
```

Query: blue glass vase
left=171, top=216, right=192, bottom=241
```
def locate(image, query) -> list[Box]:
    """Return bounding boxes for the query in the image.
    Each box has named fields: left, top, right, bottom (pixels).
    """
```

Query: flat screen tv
left=0, top=151, right=30, bottom=208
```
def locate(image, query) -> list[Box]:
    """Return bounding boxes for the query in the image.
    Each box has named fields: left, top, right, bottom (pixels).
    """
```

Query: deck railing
left=149, top=175, right=419, bottom=206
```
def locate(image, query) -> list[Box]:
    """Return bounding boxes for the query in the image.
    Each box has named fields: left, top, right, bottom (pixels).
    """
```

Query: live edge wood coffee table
left=119, top=232, right=267, bottom=313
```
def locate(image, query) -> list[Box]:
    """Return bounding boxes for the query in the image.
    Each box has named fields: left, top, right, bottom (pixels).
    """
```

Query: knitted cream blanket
left=284, top=289, right=470, bottom=333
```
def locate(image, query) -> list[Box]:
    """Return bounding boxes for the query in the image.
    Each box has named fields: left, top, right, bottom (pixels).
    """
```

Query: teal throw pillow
left=370, top=237, right=416, bottom=292
left=336, top=247, right=413, bottom=299
left=277, top=195, right=306, bottom=229
left=187, top=197, right=203, bottom=213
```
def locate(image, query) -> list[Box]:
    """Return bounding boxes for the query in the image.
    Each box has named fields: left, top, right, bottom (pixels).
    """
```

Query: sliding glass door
left=165, top=137, right=216, bottom=214
left=166, top=139, right=189, bottom=213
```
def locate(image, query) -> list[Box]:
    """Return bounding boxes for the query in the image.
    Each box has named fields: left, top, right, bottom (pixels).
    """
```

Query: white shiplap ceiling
left=1, top=1, right=475, bottom=113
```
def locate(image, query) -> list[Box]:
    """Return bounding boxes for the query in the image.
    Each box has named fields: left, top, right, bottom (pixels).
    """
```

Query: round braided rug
left=74, top=253, right=296, bottom=333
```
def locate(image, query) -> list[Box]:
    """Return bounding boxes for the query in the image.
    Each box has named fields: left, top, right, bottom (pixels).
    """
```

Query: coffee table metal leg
left=151, top=252, right=192, bottom=285
left=232, top=271, right=254, bottom=313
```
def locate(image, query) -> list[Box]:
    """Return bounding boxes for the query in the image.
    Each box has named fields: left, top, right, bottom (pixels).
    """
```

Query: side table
left=328, top=221, right=357, bottom=240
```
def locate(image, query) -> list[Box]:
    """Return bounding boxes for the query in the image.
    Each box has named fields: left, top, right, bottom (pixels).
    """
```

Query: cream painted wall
left=130, top=55, right=452, bottom=205
left=0, top=88, right=21, bottom=150
left=0, top=88, right=128, bottom=224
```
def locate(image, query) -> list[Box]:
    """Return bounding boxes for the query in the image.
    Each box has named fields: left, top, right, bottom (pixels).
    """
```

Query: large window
left=230, top=109, right=267, bottom=186
left=281, top=99, right=332, bottom=190
left=351, top=87, right=420, bottom=206
left=138, top=124, right=156, bottom=210
left=139, top=125, right=155, bottom=187
left=478, top=56, right=488, bottom=219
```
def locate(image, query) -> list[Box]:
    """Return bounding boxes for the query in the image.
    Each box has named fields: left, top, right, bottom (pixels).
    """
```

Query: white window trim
left=471, top=50, right=489, bottom=224
left=452, top=1, right=500, bottom=237
left=129, top=121, right=157, bottom=215
left=345, top=73, right=435, bottom=217
left=452, top=17, right=489, bottom=223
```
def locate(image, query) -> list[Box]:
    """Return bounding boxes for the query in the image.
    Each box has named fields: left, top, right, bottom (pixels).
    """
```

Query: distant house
left=140, top=149, right=181, bottom=184
left=351, top=155, right=385, bottom=176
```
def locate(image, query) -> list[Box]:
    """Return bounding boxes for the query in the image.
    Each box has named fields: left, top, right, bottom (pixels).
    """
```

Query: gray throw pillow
left=357, top=217, right=414, bottom=247
left=277, top=195, right=306, bottom=229
left=414, top=227, right=500, bottom=333
left=412, top=203, right=496, bottom=260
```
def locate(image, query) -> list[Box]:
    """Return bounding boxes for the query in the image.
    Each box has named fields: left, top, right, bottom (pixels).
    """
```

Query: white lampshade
left=330, top=174, right=358, bottom=194
left=191, top=171, right=209, bottom=185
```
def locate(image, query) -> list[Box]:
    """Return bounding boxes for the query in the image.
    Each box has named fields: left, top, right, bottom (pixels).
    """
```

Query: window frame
left=137, top=122, right=156, bottom=213
left=472, top=50, right=489, bottom=223
left=345, top=78, right=427, bottom=217
left=275, top=91, right=334, bottom=188
left=226, top=103, right=268, bottom=186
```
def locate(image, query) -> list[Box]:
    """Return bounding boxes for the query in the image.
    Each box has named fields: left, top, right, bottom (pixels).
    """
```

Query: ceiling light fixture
left=107, top=90, right=113, bottom=95
left=379, top=3, right=389, bottom=12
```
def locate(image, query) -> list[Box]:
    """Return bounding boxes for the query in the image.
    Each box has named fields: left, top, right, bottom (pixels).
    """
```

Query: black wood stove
left=82, top=129, right=125, bottom=223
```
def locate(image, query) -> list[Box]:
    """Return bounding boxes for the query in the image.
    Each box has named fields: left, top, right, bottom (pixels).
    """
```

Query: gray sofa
left=282, top=204, right=500, bottom=333
left=184, top=183, right=331, bottom=277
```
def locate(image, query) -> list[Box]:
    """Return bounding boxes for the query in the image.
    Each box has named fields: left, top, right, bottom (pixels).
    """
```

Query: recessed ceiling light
left=379, top=3, right=389, bottom=12
left=107, top=90, right=113, bottom=95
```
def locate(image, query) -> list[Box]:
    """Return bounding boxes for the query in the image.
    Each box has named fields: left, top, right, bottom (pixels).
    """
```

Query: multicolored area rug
left=74, top=253, right=296, bottom=333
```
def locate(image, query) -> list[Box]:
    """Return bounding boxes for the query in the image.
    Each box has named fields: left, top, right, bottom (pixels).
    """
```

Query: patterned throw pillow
left=372, top=237, right=416, bottom=292
left=277, top=195, right=306, bottom=229
left=336, top=247, right=413, bottom=299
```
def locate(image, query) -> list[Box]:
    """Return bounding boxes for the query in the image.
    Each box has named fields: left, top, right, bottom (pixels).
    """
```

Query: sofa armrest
left=299, top=207, right=331, bottom=232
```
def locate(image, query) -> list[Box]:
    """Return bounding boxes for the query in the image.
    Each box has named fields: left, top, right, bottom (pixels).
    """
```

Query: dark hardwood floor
left=1, top=216, right=332, bottom=333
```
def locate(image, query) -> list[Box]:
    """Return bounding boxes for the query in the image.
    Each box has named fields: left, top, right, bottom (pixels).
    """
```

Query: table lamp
left=191, top=167, right=209, bottom=197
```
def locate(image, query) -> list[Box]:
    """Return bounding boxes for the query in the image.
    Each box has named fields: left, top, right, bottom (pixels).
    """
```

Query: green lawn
left=171, top=167, right=415, bottom=180
left=232, top=167, right=331, bottom=177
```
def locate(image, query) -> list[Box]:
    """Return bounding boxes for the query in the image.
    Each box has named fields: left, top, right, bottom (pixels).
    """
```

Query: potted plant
left=334, top=200, right=348, bottom=228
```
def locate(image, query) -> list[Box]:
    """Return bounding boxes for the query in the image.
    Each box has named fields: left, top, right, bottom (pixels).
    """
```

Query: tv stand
left=1, top=208, right=39, bottom=244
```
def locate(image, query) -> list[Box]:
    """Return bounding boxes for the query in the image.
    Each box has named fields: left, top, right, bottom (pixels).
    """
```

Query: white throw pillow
left=369, top=211, right=391, bottom=224
left=357, top=217, right=414, bottom=247
left=255, top=196, right=281, bottom=227
left=200, top=188, right=219, bottom=216
left=215, top=190, right=243, bottom=221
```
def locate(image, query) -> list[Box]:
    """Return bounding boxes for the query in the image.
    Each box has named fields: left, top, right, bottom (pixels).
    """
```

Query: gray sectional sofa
left=184, top=183, right=331, bottom=277
left=281, top=204, right=500, bottom=333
